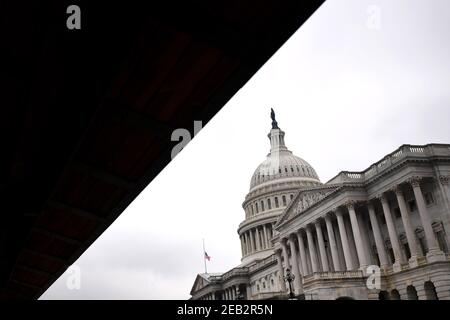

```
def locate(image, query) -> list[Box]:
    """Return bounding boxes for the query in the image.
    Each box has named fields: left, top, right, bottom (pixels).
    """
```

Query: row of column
left=200, top=285, right=241, bottom=300
left=241, top=223, right=273, bottom=256
left=222, top=285, right=238, bottom=300
left=276, top=176, right=446, bottom=295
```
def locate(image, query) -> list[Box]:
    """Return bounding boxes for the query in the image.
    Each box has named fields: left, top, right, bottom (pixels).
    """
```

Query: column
left=336, top=208, right=354, bottom=270
left=296, top=230, right=308, bottom=275
left=255, top=227, right=261, bottom=251
left=275, top=249, right=287, bottom=292
left=281, top=238, right=290, bottom=269
left=379, top=193, right=404, bottom=270
left=367, top=202, right=389, bottom=268
left=315, top=220, right=329, bottom=272
left=393, top=186, right=420, bottom=265
left=325, top=214, right=341, bottom=271
left=249, top=230, right=255, bottom=253
left=263, top=224, right=269, bottom=249
left=347, top=201, right=368, bottom=268
left=288, top=234, right=304, bottom=295
left=244, top=232, right=250, bottom=255
left=408, top=176, right=444, bottom=260
left=306, top=225, right=319, bottom=273
left=240, top=235, right=245, bottom=256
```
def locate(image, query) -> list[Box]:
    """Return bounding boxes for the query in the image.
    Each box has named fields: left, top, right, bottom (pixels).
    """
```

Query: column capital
left=296, top=228, right=305, bottom=236
left=407, top=175, right=422, bottom=187
left=314, top=219, right=323, bottom=227
left=289, top=233, right=297, bottom=241
left=439, top=175, right=449, bottom=186
left=324, top=212, right=333, bottom=221
left=366, top=200, right=375, bottom=210
left=375, top=193, right=388, bottom=204
left=390, top=185, right=404, bottom=196
left=334, top=206, right=343, bottom=217
left=344, top=200, right=357, bottom=210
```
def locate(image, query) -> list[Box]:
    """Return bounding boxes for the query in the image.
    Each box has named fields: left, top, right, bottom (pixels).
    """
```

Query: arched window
left=282, top=195, right=287, bottom=206
left=391, top=289, right=401, bottom=300
left=267, top=198, right=272, bottom=210
left=424, top=281, right=438, bottom=300
left=261, top=201, right=265, bottom=212
left=378, top=291, right=390, bottom=300
left=255, top=202, right=259, bottom=214
left=275, top=197, right=279, bottom=208
left=407, top=286, right=418, bottom=300
left=290, top=194, right=294, bottom=200
left=251, top=204, right=254, bottom=216
left=284, top=167, right=288, bottom=173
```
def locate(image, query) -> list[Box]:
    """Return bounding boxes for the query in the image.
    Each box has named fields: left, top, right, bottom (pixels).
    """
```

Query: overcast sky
left=41, top=0, right=450, bottom=299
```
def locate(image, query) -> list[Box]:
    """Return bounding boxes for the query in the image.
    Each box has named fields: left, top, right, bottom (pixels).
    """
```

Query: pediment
left=276, top=186, right=339, bottom=226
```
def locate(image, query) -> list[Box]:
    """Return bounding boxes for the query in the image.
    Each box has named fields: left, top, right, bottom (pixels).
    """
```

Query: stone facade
left=190, top=118, right=450, bottom=300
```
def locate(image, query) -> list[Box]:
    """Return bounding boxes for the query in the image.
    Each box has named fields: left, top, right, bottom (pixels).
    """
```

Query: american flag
left=204, top=251, right=211, bottom=261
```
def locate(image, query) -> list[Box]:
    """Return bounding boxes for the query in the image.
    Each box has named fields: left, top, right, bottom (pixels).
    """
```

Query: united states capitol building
left=190, top=111, right=450, bottom=300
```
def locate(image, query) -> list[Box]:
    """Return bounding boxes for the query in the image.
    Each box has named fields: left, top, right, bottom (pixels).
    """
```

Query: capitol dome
left=250, top=151, right=320, bottom=190
left=249, top=110, right=321, bottom=191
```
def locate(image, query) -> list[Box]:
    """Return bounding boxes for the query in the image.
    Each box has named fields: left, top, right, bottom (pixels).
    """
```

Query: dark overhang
left=0, top=0, right=325, bottom=299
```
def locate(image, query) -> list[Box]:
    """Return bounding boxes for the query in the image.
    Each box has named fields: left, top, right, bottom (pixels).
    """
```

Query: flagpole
left=203, top=238, right=208, bottom=274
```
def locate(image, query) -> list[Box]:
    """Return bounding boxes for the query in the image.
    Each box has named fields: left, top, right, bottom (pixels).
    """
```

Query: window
left=290, top=194, right=294, bottom=200
left=255, top=202, right=259, bottom=213
left=408, top=200, right=417, bottom=212
left=403, top=242, right=411, bottom=260
left=275, top=197, right=279, bottom=208
left=278, top=168, right=281, bottom=174
left=435, top=226, right=449, bottom=253
left=282, top=195, right=287, bottom=206
left=291, top=166, right=294, bottom=173
left=388, top=248, right=395, bottom=264
left=394, top=208, right=401, bottom=219
left=424, top=192, right=435, bottom=205
left=256, top=285, right=260, bottom=292
left=379, top=213, right=386, bottom=225
left=267, top=198, right=272, bottom=210
left=437, top=231, right=449, bottom=253
left=416, top=228, right=427, bottom=255
left=261, top=201, right=265, bottom=211
left=285, top=167, right=288, bottom=173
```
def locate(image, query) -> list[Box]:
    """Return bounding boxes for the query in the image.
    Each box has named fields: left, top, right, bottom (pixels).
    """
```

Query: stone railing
left=221, top=267, right=249, bottom=281
left=303, top=270, right=364, bottom=283
left=327, top=144, right=450, bottom=184
left=248, top=254, right=277, bottom=273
